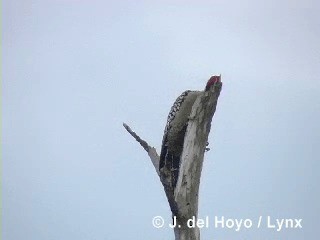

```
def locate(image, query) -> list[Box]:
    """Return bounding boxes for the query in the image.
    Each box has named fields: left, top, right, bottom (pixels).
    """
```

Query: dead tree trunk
left=123, top=77, right=222, bottom=240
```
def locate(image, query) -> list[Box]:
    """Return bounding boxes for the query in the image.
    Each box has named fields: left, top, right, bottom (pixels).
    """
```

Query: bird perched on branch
left=159, top=76, right=221, bottom=188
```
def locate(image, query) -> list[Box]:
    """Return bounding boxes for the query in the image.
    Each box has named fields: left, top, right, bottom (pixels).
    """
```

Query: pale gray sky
left=3, top=0, right=320, bottom=239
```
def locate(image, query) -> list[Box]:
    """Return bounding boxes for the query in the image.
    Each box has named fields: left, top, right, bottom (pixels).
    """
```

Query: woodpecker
left=159, top=76, right=221, bottom=188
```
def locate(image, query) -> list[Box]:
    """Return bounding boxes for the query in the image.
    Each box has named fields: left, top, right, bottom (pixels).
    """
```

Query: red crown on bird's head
left=205, top=75, right=221, bottom=91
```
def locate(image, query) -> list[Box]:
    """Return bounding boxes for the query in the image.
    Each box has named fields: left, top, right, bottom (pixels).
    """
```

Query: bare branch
left=173, top=81, right=222, bottom=240
left=123, top=123, right=149, bottom=152
left=123, top=77, right=222, bottom=240
left=123, top=123, right=160, bottom=176
left=123, top=122, right=179, bottom=214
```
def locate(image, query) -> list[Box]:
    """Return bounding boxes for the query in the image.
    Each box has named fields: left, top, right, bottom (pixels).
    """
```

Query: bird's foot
left=205, top=142, right=210, bottom=152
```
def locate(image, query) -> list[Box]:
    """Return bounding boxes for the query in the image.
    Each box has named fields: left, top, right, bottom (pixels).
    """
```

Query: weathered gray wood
left=123, top=78, right=222, bottom=240
left=173, top=82, right=222, bottom=240
left=123, top=123, right=160, bottom=176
